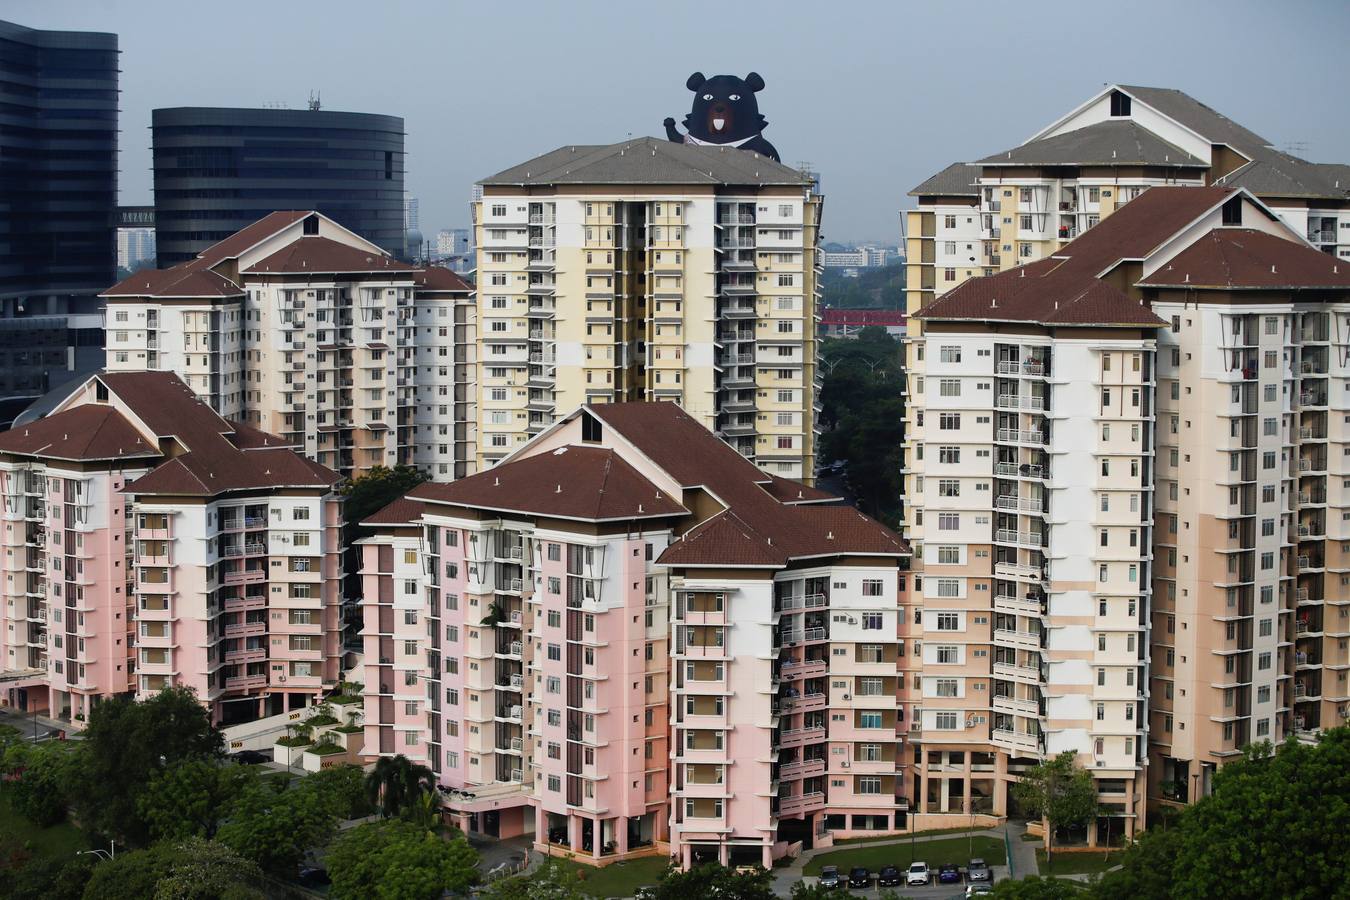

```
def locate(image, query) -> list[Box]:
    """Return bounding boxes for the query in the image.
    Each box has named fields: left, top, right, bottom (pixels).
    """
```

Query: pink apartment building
left=0, top=371, right=344, bottom=724
left=360, top=402, right=911, bottom=868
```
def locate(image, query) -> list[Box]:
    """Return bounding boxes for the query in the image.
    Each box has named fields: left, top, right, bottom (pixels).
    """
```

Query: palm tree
left=365, top=753, right=437, bottom=820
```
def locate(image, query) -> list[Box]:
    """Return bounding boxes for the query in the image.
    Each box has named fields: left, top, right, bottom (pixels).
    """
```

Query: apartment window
left=944, top=267, right=956, bottom=282
left=934, top=712, right=958, bottom=730
left=940, top=345, right=962, bottom=363
left=938, top=447, right=960, bottom=464
left=939, top=413, right=961, bottom=430
left=937, top=513, right=959, bottom=531
left=939, top=379, right=961, bottom=397
left=937, top=546, right=960, bottom=564
left=938, top=479, right=960, bottom=497
left=936, top=646, right=958, bottom=664
left=935, top=613, right=959, bottom=630
left=935, top=678, right=959, bottom=698
left=936, top=579, right=960, bottom=597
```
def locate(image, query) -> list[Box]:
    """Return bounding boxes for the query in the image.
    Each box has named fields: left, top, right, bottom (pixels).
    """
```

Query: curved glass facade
left=152, top=107, right=406, bottom=265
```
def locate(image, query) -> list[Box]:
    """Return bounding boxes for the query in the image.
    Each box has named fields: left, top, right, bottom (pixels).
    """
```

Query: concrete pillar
left=592, top=816, right=602, bottom=860
left=718, top=842, right=729, bottom=866
left=617, top=817, right=629, bottom=855
left=534, top=805, right=546, bottom=843
left=681, top=843, right=692, bottom=869
left=568, top=813, right=581, bottom=851
left=917, top=761, right=929, bottom=820
left=993, top=753, right=1009, bottom=816
left=761, top=842, right=773, bottom=869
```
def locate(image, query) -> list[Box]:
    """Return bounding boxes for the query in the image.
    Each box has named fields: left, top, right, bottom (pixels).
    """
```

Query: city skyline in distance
left=8, top=0, right=1349, bottom=244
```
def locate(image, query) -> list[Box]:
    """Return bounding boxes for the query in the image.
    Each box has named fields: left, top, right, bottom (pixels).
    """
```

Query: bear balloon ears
left=686, top=72, right=766, bottom=93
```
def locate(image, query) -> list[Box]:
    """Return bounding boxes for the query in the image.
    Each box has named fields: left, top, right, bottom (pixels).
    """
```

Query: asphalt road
left=0, top=706, right=60, bottom=740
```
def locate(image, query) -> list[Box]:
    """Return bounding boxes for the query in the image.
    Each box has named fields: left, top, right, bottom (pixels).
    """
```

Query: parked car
left=296, top=865, right=329, bottom=887
left=967, top=858, right=992, bottom=882
left=817, top=866, right=843, bottom=889
left=230, top=749, right=269, bottom=765
left=848, top=867, right=871, bottom=889
left=966, top=884, right=994, bottom=898
left=906, top=862, right=930, bottom=886
left=938, top=863, right=962, bottom=884
left=877, top=865, right=902, bottom=887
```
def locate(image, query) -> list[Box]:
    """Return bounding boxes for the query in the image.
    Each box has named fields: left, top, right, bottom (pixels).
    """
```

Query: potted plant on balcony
left=480, top=601, right=505, bottom=628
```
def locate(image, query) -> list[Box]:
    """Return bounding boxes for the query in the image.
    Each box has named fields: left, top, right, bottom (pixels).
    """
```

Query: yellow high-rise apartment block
left=473, top=138, right=824, bottom=479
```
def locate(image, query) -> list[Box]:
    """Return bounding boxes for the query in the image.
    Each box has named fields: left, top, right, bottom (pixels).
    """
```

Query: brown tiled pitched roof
left=363, top=497, right=427, bottom=526
left=1138, top=229, right=1350, bottom=290
left=918, top=186, right=1238, bottom=327
left=193, top=211, right=311, bottom=267
left=414, top=266, right=473, bottom=292
left=96, top=372, right=338, bottom=496
left=0, top=405, right=159, bottom=462
left=762, top=475, right=836, bottom=505
left=103, top=265, right=244, bottom=299
left=242, top=236, right=415, bottom=275
left=409, top=445, right=686, bottom=521
left=587, top=402, right=906, bottom=566
left=657, top=511, right=792, bottom=567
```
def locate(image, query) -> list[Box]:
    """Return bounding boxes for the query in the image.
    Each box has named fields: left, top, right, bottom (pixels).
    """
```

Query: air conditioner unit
left=840, top=759, right=849, bottom=768
left=842, top=693, right=851, bottom=701
left=965, top=719, right=975, bottom=728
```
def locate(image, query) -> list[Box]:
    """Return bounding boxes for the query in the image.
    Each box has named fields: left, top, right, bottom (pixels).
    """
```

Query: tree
left=1012, top=751, right=1099, bottom=871
left=649, top=863, right=774, bottom=900
left=4, top=738, right=78, bottom=826
left=81, top=839, right=264, bottom=900
left=992, top=875, right=1083, bottom=899
left=342, top=464, right=427, bottom=538
left=1091, top=824, right=1180, bottom=900
left=304, top=763, right=375, bottom=820
left=215, top=777, right=339, bottom=875
left=72, top=686, right=224, bottom=846
left=1093, top=728, right=1350, bottom=900
left=480, top=859, right=585, bottom=900
left=326, top=819, right=479, bottom=900
left=0, top=854, right=93, bottom=900
left=139, top=759, right=259, bottom=840
left=366, top=753, right=437, bottom=820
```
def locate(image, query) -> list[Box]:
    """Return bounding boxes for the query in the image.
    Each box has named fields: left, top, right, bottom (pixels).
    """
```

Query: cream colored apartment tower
left=905, top=322, right=1156, bottom=842
left=472, top=138, right=823, bottom=479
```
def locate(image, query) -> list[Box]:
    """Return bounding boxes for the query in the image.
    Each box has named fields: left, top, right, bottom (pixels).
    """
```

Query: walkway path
left=771, top=822, right=1039, bottom=896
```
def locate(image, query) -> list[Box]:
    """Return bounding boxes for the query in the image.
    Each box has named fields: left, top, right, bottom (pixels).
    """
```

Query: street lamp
left=77, top=840, right=115, bottom=862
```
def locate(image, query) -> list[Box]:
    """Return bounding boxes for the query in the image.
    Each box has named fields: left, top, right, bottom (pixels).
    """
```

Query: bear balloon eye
left=729, top=94, right=741, bottom=101
left=702, top=94, right=713, bottom=101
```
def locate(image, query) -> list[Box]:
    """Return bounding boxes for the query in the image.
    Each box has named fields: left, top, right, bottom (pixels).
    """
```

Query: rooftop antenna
left=308, top=91, right=321, bottom=111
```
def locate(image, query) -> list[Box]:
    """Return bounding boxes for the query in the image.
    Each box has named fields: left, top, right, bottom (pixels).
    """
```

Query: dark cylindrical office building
left=152, top=106, right=405, bottom=266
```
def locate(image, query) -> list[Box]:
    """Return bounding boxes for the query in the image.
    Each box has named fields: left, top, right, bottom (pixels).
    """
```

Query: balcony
left=224, top=674, right=267, bottom=691
left=996, top=394, right=1046, bottom=411
left=996, top=428, right=1047, bottom=445
left=995, top=495, right=1043, bottom=513
left=995, top=529, right=1044, bottom=548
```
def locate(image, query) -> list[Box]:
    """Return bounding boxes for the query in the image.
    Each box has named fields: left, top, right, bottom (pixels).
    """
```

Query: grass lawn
left=1036, top=848, right=1123, bottom=876
left=805, top=835, right=1004, bottom=875
left=827, top=825, right=989, bottom=847
left=559, top=855, right=671, bottom=897
left=0, top=791, right=88, bottom=863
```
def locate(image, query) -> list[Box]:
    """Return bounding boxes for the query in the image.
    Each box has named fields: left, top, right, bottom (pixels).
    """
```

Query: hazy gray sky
left=10, top=0, right=1350, bottom=243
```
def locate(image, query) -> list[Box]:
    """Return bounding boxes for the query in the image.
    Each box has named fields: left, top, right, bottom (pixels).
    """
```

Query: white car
left=906, top=862, right=930, bottom=886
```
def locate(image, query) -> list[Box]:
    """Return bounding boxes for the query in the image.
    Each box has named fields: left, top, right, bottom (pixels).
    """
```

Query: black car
left=848, top=867, right=871, bottom=889
left=231, top=749, right=269, bottom=765
left=938, top=863, right=962, bottom=884
left=297, top=865, right=329, bottom=887
left=967, top=858, right=992, bottom=882
left=877, top=865, right=902, bottom=887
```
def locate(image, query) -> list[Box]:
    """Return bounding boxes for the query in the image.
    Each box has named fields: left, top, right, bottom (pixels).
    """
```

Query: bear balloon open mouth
left=713, top=118, right=726, bottom=132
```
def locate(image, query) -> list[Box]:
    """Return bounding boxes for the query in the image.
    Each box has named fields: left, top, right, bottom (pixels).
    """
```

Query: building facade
left=151, top=106, right=406, bottom=267
left=472, top=138, right=824, bottom=480
left=0, top=19, right=118, bottom=404
left=103, top=212, right=476, bottom=480
left=907, top=184, right=1350, bottom=836
left=0, top=371, right=344, bottom=725
left=905, top=84, right=1350, bottom=330
left=359, top=402, right=910, bottom=868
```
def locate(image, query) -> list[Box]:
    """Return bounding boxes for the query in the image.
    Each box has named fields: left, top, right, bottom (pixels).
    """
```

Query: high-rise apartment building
left=906, top=85, right=1350, bottom=323
left=358, top=402, right=908, bottom=867
left=0, top=371, right=345, bottom=724
left=473, top=138, right=823, bottom=480
left=907, top=184, right=1350, bottom=836
left=102, top=212, right=475, bottom=480
left=152, top=107, right=406, bottom=267
left=0, top=19, right=118, bottom=405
